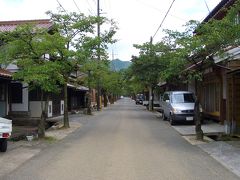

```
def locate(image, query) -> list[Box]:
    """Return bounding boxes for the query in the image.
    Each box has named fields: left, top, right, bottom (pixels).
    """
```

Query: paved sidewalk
left=1, top=119, right=83, bottom=177
left=198, top=141, right=240, bottom=178
left=172, top=121, right=225, bottom=136
left=154, top=111, right=240, bottom=178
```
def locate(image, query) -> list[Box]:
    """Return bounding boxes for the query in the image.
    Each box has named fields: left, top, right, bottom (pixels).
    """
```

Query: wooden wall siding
left=227, top=76, right=233, bottom=124
left=52, top=93, right=61, bottom=116
left=227, top=73, right=240, bottom=132
left=201, top=72, right=221, bottom=119
left=68, top=88, right=86, bottom=111
left=234, top=76, right=240, bottom=127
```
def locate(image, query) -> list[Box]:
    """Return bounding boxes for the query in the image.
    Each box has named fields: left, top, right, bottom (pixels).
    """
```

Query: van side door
left=162, top=93, right=170, bottom=118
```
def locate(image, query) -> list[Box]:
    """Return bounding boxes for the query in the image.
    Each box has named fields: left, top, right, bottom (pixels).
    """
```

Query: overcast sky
left=0, top=0, right=221, bottom=61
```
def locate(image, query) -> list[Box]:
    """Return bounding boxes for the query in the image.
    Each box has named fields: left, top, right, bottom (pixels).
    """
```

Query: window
left=29, top=88, right=42, bottom=101
left=163, top=93, right=169, bottom=101
left=172, top=93, right=195, bottom=103
left=0, top=84, right=5, bottom=101
left=11, top=83, right=22, bottom=103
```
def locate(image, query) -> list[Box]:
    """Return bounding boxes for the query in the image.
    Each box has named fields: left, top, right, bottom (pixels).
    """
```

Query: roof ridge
left=0, top=19, right=51, bottom=25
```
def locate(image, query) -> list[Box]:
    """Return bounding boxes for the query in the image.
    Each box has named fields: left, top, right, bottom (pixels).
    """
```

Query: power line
left=72, top=0, right=81, bottom=13
left=97, top=0, right=101, bottom=111
left=152, top=0, right=176, bottom=39
left=56, top=0, right=67, bottom=13
left=204, top=0, right=210, bottom=13
left=136, top=0, right=186, bottom=22
left=92, top=0, right=97, bottom=5
left=86, top=0, right=96, bottom=15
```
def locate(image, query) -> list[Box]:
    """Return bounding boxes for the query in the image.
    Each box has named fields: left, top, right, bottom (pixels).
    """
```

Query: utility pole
left=149, top=36, right=153, bottom=111
left=96, top=0, right=101, bottom=111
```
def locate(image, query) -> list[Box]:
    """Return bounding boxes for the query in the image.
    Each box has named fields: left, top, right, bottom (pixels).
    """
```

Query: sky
left=0, top=0, right=221, bottom=61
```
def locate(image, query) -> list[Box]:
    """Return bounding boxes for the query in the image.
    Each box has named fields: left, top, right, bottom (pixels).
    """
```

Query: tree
left=81, top=58, right=123, bottom=107
left=162, top=0, right=240, bottom=140
left=0, top=24, right=64, bottom=138
left=130, top=41, right=171, bottom=110
left=0, top=8, right=117, bottom=136
left=45, top=10, right=100, bottom=128
left=45, top=9, right=117, bottom=127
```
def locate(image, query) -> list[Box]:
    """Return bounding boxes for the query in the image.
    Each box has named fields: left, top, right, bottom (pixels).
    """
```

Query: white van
left=159, top=91, right=195, bottom=125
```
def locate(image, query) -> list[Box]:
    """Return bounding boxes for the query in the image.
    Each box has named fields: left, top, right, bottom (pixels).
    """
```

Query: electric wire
left=152, top=0, right=176, bottom=39
left=92, top=0, right=97, bottom=5
left=56, top=0, right=67, bottom=13
left=86, top=0, right=96, bottom=15
left=136, top=0, right=186, bottom=22
left=72, top=0, right=81, bottom=13
left=204, top=0, right=210, bottom=13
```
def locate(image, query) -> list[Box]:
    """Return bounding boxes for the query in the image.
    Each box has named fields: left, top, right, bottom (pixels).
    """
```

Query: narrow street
left=2, top=98, right=239, bottom=180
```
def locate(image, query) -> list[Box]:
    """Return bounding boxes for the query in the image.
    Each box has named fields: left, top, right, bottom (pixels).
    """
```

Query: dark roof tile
left=0, top=69, right=12, bottom=78
left=0, top=19, right=53, bottom=32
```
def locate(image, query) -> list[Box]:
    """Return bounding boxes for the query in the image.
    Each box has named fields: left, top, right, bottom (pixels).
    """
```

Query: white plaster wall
left=30, top=101, right=42, bottom=117
left=30, top=101, right=53, bottom=118
left=12, top=83, right=28, bottom=112
left=48, top=101, right=52, bottom=118
left=61, top=100, right=64, bottom=115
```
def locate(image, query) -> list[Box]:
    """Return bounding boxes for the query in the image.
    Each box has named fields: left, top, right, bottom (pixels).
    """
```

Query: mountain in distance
left=110, top=59, right=131, bottom=71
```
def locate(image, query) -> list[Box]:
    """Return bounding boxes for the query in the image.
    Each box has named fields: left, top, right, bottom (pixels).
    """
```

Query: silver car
left=159, top=91, right=195, bottom=125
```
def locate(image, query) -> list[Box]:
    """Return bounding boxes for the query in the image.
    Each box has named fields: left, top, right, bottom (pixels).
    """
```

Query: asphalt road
left=2, top=98, right=239, bottom=180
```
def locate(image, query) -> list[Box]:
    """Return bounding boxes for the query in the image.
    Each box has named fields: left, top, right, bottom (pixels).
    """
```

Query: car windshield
left=136, top=94, right=144, bottom=100
left=171, top=93, right=195, bottom=103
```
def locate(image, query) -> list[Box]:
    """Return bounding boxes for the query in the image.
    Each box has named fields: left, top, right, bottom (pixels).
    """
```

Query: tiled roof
left=0, top=69, right=12, bottom=78
left=203, top=0, right=235, bottom=22
left=0, top=19, right=53, bottom=32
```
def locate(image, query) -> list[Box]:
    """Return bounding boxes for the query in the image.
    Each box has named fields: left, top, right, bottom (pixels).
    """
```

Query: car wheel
left=0, top=139, right=7, bottom=152
left=169, top=115, right=175, bottom=125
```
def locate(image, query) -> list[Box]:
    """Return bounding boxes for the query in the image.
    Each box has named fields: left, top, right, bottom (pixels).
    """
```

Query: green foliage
left=81, top=59, right=124, bottom=96
left=159, top=0, right=240, bottom=83
left=132, top=42, right=167, bottom=85
left=126, top=0, right=240, bottom=95
left=0, top=24, right=64, bottom=93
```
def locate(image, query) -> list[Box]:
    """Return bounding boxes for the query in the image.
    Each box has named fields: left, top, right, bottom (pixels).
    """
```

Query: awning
left=157, top=81, right=167, bottom=87
left=0, top=69, right=12, bottom=79
left=67, top=83, right=89, bottom=91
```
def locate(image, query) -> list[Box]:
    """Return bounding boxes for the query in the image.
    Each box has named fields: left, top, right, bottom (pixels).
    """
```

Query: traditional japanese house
left=0, top=19, right=89, bottom=125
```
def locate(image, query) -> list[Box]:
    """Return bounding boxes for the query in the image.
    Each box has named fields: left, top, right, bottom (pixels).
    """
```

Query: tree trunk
left=148, top=86, right=153, bottom=111
left=63, top=82, right=70, bottom=128
left=194, top=79, right=203, bottom=140
left=38, top=91, right=48, bottom=138
left=109, top=94, right=114, bottom=104
left=87, top=89, right=92, bottom=115
left=103, top=92, right=108, bottom=107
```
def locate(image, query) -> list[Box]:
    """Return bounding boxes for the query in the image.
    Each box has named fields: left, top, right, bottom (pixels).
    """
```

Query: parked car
left=159, top=91, right=195, bottom=125
left=0, top=117, right=12, bottom=152
left=135, top=94, right=144, bottom=105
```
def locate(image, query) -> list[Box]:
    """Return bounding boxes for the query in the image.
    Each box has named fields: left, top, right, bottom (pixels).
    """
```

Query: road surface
left=2, top=98, right=239, bottom=180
